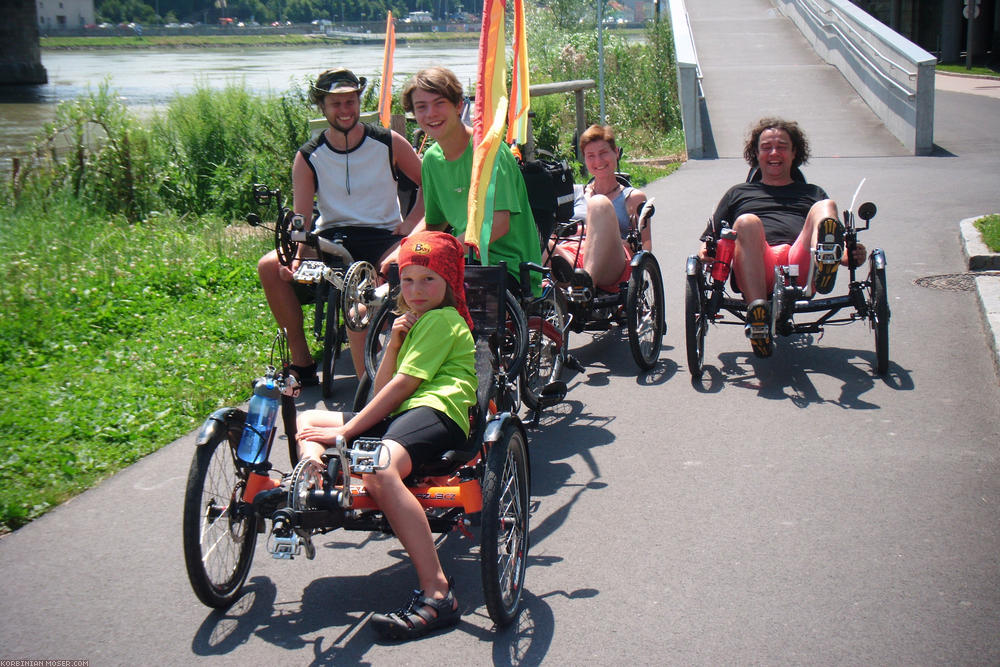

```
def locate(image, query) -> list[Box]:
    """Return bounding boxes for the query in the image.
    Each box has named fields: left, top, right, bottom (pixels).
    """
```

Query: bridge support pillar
left=0, top=0, right=48, bottom=85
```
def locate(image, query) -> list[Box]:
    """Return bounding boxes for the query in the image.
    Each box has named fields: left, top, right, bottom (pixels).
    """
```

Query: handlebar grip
left=519, top=262, right=548, bottom=298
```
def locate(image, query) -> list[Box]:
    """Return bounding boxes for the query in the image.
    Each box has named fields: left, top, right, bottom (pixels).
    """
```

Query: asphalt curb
left=959, top=215, right=1000, bottom=382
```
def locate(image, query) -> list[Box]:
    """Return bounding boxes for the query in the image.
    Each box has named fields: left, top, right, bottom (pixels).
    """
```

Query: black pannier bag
left=520, top=151, right=575, bottom=242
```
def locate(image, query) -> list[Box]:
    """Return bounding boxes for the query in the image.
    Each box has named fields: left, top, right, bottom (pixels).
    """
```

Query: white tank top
left=299, top=124, right=403, bottom=232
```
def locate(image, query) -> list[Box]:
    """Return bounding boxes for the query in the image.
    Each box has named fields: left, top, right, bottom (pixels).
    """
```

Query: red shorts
left=758, top=241, right=812, bottom=292
left=557, top=235, right=632, bottom=292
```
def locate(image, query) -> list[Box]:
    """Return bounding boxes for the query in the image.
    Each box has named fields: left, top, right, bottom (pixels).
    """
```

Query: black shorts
left=345, top=406, right=469, bottom=470
left=293, top=226, right=402, bottom=304
left=317, top=226, right=402, bottom=266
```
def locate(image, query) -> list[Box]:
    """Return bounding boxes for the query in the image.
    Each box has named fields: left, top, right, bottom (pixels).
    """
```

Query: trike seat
left=407, top=264, right=508, bottom=480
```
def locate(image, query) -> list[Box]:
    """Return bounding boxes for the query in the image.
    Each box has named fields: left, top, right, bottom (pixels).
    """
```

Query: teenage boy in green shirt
left=397, top=66, right=542, bottom=294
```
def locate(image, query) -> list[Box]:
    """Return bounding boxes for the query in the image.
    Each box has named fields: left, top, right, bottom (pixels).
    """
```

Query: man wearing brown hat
left=257, top=67, right=424, bottom=385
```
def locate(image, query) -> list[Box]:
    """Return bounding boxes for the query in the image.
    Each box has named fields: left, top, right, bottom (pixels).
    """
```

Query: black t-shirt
left=704, top=181, right=829, bottom=247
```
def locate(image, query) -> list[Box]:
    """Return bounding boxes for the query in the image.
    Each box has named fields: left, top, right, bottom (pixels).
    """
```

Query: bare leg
left=296, top=409, right=347, bottom=462
left=789, top=199, right=840, bottom=291
left=258, top=250, right=313, bottom=368
left=581, top=195, right=627, bottom=287
left=347, top=326, right=367, bottom=378
left=364, top=441, right=450, bottom=600
left=731, top=214, right=770, bottom=304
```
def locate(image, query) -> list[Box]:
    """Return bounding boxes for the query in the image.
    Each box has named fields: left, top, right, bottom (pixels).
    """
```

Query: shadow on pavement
left=690, top=334, right=914, bottom=407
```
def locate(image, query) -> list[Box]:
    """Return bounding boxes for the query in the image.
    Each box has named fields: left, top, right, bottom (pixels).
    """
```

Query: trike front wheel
left=480, top=420, right=530, bottom=627
left=521, top=286, right=567, bottom=411
left=182, top=413, right=258, bottom=608
left=626, top=253, right=665, bottom=371
left=685, top=273, right=707, bottom=378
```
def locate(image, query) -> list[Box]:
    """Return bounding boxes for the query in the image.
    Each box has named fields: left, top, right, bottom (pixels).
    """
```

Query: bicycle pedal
left=815, top=243, right=843, bottom=265
left=268, top=532, right=302, bottom=560
left=293, top=260, right=328, bottom=284
left=563, top=354, right=585, bottom=373
left=268, top=528, right=315, bottom=560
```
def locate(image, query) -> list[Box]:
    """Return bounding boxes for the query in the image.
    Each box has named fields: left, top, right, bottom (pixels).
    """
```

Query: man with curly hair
left=699, top=117, right=865, bottom=357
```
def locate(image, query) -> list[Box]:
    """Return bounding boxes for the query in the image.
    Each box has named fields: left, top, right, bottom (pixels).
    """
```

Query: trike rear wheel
left=182, top=414, right=257, bottom=608
left=480, top=420, right=530, bottom=627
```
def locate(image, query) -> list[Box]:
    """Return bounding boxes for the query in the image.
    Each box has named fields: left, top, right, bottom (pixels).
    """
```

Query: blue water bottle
left=236, top=373, right=280, bottom=466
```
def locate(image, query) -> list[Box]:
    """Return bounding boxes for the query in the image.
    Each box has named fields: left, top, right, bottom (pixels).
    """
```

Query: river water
left=0, top=43, right=480, bottom=167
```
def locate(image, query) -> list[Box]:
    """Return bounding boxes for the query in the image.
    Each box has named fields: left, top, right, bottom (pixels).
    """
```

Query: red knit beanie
left=397, top=231, right=473, bottom=330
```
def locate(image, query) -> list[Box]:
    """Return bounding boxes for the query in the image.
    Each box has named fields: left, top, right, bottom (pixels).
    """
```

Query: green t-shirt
left=393, top=306, right=477, bottom=436
left=422, top=139, right=543, bottom=294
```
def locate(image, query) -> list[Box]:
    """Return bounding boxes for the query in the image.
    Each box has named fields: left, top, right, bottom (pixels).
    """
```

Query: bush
left=525, top=8, right=683, bottom=160
left=9, top=80, right=314, bottom=223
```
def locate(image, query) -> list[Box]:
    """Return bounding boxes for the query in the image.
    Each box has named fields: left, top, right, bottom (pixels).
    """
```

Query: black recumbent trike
left=182, top=263, right=532, bottom=628
left=247, top=183, right=388, bottom=399
left=684, top=178, right=890, bottom=378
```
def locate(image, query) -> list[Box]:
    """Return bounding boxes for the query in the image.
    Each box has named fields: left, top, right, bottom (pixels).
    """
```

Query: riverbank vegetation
left=2, top=9, right=682, bottom=532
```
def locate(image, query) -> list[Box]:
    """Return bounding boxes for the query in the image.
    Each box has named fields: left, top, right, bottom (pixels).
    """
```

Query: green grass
left=936, top=63, right=1000, bottom=78
left=974, top=214, right=1000, bottom=252
left=0, top=203, right=278, bottom=532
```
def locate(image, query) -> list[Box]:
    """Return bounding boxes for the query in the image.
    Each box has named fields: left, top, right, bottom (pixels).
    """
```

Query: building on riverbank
left=36, top=0, right=94, bottom=31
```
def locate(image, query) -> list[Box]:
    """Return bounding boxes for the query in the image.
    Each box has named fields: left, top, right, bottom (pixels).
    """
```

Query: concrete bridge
left=0, top=0, right=48, bottom=84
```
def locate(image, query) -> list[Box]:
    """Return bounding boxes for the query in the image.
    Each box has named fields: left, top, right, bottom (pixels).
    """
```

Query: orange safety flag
left=377, top=11, right=396, bottom=128
left=473, top=0, right=507, bottom=147
left=466, top=96, right=508, bottom=264
left=505, top=0, right=530, bottom=146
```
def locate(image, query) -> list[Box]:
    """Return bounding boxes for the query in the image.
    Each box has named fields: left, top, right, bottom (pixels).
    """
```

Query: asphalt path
left=3, top=8, right=1000, bottom=665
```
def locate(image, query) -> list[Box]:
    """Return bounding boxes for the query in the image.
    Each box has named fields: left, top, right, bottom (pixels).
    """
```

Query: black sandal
left=287, top=362, right=319, bottom=387
left=370, top=580, right=460, bottom=641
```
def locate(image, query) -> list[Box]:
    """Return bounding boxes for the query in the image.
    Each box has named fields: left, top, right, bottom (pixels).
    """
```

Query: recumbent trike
left=247, top=183, right=389, bottom=399
left=182, top=264, right=531, bottom=628
left=684, top=177, right=890, bottom=378
left=546, top=174, right=666, bottom=372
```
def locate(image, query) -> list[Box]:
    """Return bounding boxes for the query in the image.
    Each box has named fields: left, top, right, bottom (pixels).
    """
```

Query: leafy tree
left=285, top=0, right=316, bottom=22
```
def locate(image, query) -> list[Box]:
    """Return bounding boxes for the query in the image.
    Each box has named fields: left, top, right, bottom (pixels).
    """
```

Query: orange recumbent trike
left=182, top=264, right=531, bottom=628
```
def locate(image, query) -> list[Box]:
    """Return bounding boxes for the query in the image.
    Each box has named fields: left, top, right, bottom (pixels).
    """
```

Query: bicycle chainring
left=288, top=458, right=324, bottom=511
left=342, top=261, right=377, bottom=331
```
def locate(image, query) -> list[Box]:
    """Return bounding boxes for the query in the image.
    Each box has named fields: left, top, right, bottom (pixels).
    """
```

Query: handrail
left=797, top=0, right=915, bottom=99
left=804, top=0, right=917, bottom=79
left=683, top=6, right=705, bottom=100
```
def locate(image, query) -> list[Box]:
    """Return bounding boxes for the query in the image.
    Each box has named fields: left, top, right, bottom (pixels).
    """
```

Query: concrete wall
left=774, top=0, right=936, bottom=155
left=668, top=0, right=704, bottom=158
left=0, top=0, right=47, bottom=84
